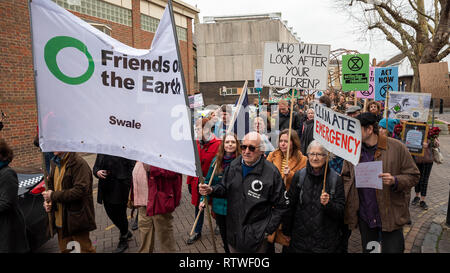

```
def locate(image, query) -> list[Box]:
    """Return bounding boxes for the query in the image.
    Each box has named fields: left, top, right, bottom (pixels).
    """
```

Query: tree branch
left=437, top=46, right=450, bottom=61
left=408, top=0, right=436, bottom=23
left=375, top=6, right=416, bottom=48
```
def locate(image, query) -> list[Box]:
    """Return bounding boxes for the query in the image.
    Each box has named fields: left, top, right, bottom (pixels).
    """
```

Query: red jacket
left=147, top=166, right=182, bottom=217
left=187, top=137, right=221, bottom=206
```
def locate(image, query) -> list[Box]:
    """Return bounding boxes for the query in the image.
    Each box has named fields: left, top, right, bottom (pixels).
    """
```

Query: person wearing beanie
left=378, top=118, right=400, bottom=137
left=341, top=112, right=420, bottom=253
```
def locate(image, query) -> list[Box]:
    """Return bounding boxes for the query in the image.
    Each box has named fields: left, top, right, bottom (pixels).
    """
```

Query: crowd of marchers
left=0, top=91, right=440, bottom=253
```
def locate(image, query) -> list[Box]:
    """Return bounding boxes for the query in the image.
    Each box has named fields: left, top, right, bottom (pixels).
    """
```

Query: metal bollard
left=440, top=99, right=444, bottom=114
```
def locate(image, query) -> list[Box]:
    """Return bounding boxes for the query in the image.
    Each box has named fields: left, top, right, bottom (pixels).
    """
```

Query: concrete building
left=0, top=0, right=198, bottom=168
left=194, top=13, right=300, bottom=105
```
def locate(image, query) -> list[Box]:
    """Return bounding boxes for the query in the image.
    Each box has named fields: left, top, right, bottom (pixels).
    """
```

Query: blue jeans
left=194, top=206, right=204, bottom=234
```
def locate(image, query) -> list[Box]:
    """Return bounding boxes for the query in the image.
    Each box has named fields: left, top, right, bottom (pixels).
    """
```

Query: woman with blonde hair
left=266, top=129, right=308, bottom=249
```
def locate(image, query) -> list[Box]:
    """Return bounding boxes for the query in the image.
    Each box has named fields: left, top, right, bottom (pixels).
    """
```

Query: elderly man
left=342, top=113, right=420, bottom=253
left=199, top=132, right=288, bottom=253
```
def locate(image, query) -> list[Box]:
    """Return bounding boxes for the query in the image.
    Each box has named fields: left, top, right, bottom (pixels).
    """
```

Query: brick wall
left=0, top=0, right=40, bottom=168
left=0, top=0, right=195, bottom=169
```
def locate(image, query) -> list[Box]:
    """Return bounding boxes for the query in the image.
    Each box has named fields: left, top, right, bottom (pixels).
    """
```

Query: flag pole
left=167, top=0, right=217, bottom=252
left=28, top=0, right=54, bottom=237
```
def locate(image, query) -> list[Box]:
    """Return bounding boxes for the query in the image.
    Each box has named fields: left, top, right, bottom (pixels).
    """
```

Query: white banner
left=262, top=42, right=330, bottom=91
left=313, top=103, right=361, bottom=165
left=387, top=92, right=431, bottom=122
left=31, top=0, right=197, bottom=176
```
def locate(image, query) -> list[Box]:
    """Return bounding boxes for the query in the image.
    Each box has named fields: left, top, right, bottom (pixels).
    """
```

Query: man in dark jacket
left=43, top=152, right=96, bottom=253
left=0, top=139, right=29, bottom=253
left=199, top=132, right=288, bottom=253
left=93, top=154, right=135, bottom=253
left=278, top=100, right=301, bottom=132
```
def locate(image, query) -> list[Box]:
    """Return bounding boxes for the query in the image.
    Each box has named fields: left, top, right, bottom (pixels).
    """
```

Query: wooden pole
left=363, top=98, right=368, bottom=112
left=41, top=152, right=53, bottom=236
left=284, top=90, right=296, bottom=185
left=322, top=152, right=330, bottom=193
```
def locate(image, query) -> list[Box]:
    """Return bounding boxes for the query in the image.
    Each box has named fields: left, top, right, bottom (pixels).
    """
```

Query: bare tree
left=339, top=0, right=449, bottom=92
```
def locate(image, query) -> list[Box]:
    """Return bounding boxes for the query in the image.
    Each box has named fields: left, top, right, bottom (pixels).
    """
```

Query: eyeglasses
left=308, top=153, right=326, bottom=158
left=240, top=144, right=257, bottom=152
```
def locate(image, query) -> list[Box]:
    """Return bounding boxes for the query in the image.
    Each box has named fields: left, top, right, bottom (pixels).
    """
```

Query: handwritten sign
left=355, top=161, right=383, bottom=190
left=342, top=54, right=369, bottom=91
left=313, top=103, right=362, bottom=165
left=375, top=66, right=398, bottom=101
left=263, top=43, right=330, bottom=91
left=401, top=122, right=429, bottom=156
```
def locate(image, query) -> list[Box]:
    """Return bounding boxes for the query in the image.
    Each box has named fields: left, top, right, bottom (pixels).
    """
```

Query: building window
left=53, top=0, right=132, bottom=26
left=176, top=26, right=187, bottom=41
left=221, top=87, right=238, bottom=96
left=90, top=22, right=112, bottom=36
left=141, top=14, right=160, bottom=33
left=141, top=14, right=187, bottom=41
left=248, top=87, right=260, bottom=95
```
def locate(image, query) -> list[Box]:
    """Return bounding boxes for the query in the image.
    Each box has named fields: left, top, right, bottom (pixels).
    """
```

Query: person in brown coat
left=341, top=113, right=420, bottom=253
left=266, top=129, right=307, bottom=248
left=42, top=152, right=96, bottom=253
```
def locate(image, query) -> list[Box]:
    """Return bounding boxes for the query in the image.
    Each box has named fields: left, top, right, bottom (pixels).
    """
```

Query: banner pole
left=284, top=90, right=295, bottom=186
left=322, top=152, right=330, bottom=193
left=28, top=0, right=54, bottom=237
left=168, top=0, right=217, bottom=252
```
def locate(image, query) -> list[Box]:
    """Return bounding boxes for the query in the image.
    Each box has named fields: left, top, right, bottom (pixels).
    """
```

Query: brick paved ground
left=36, top=135, right=450, bottom=253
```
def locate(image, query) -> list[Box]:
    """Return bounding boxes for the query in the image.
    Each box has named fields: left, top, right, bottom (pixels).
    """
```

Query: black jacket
left=282, top=163, right=345, bottom=253
left=0, top=166, right=30, bottom=253
left=300, top=119, right=315, bottom=155
left=93, top=154, right=135, bottom=205
left=279, top=110, right=301, bottom=132
left=212, top=155, right=288, bottom=252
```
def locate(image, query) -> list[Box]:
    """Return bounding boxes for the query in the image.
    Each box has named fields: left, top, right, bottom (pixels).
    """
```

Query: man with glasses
left=199, top=132, right=288, bottom=253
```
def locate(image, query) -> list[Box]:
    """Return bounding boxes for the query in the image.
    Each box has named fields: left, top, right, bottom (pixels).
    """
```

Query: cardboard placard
left=401, top=122, right=429, bottom=156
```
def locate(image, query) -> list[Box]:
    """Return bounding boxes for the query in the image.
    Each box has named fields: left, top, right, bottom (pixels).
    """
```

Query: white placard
left=387, top=92, right=431, bottom=122
left=31, top=0, right=197, bottom=176
left=262, top=42, right=330, bottom=91
left=313, top=103, right=362, bottom=165
left=355, top=161, right=383, bottom=190
left=254, top=69, right=263, bottom=89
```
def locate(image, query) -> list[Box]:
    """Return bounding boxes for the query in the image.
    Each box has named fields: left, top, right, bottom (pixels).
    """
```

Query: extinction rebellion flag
left=30, top=0, right=198, bottom=177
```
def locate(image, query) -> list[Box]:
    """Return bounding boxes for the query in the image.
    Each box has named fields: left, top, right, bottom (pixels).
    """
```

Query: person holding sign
left=281, top=140, right=345, bottom=253
left=341, top=113, right=420, bottom=253
left=199, top=132, right=288, bottom=253
left=266, top=129, right=308, bottom=249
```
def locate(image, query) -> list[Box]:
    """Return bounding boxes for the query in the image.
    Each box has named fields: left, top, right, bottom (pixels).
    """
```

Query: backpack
left=297, top=168, right=337, bottom=205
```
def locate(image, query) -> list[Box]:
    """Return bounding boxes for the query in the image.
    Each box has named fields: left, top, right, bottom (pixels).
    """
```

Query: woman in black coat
left=282, top=140, right=345, bottom=253
left=0, top=139, right=29, bottom=253
left=93, top=154, right=135, bottom=253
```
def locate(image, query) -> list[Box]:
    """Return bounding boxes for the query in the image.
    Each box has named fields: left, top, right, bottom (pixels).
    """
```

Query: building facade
left=0, top=0, right=198, bottom=168
left=194, top=13, right=300, bottom=105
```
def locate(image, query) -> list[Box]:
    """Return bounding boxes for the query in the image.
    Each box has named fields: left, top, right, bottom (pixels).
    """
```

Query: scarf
left=222, top=154, right=236, bottom=170
left=0, top=160, right=9, bottom=169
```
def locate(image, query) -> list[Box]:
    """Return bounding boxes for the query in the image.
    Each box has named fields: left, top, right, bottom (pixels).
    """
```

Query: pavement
left=34, top=112, right=450, bottom=253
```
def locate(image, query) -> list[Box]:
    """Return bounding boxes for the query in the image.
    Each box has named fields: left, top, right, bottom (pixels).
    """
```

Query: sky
left=182, top=0, right=401, bottom=62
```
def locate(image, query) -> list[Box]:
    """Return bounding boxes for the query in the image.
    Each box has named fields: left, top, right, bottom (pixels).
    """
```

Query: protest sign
left=401, top=122, right=429, bottom=156
left=188, top=93, right=204, bottom=109
left=268, top=88, right=302, bottom=103
left=387, top=92, right=431, bottom=122
left=262, top=43, right=330, bottom=91
left=355, top=161, right=383, bottom=190
left=419, top=62, right=450, bottom=106
left=313, top=103, right=362, bottom=165
left=342, top=54, right=369, bottom=91
left=254, top=69, right=263, bottom=89
left=31, top=0, right=198, bottom=177
left=357, top=66, right=375, bottom=99
left=375, top=66, right=398, bottom=101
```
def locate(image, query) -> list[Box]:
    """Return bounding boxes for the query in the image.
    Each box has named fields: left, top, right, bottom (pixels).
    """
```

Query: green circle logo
left=44, top=36, right=94, bottom=85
